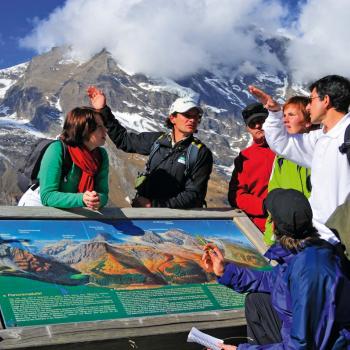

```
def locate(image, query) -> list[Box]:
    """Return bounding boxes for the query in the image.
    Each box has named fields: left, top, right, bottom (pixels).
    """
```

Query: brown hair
left=165, top=114, right=175, bottom=129
left=275, top=228, right=320, bottom=251
left=283, top=96, right=310, bottom=123
left=60, top=107, right=103, bottom=146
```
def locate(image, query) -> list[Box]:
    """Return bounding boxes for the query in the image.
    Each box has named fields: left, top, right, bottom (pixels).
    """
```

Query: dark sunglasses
left=247, top=116, right=266, bottom=128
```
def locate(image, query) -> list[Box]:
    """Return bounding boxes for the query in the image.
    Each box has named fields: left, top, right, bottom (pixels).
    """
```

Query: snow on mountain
left=0, top=118, right=48, bottom=138
left=0, top=39, right=301, bottom=206
left=138, top=78, right=198, bottom=99
left=0, top=62, right=29, bottom=99
left=0, top=79, right=14, bottom=99
left=0, top=62, right=28, bottom=76
left=113, top=110, right=159, bottom=133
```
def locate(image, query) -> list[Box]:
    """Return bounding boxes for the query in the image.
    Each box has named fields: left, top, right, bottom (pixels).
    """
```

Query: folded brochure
left=187, top=326, right=224, bottom=350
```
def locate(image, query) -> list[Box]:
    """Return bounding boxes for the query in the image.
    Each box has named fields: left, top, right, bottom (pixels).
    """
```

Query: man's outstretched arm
left=249, top=86, right=318, bottom=168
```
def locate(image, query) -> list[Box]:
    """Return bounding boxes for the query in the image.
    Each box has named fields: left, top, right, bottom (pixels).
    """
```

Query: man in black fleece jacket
left=88, top=86, right=213, bottom=209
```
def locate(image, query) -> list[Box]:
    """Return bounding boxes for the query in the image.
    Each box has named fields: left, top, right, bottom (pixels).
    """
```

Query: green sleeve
left=264, top=215, right=275, bottom=246
left=267, top=157, right=281, bottom=193
left=38, top=141, right=84, bottom=208
left=264, top=157, right=278, bottom=245
left=95, top=147, right=109, bottom=208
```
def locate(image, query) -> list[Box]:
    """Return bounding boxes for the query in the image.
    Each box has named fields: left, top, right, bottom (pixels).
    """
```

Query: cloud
left=20, top=0, right=286, bottom=79
left=286, top=0, right=350, bottom=83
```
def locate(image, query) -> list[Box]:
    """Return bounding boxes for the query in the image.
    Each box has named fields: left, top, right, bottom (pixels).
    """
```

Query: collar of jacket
left=322, top=112, right=350, bottom=139
left=253, top=140, right=270, bottom=148
left=264, top=243, right=295, bottom=264
left=264, top=239, right=331, bottom=264
left=160, top=132, right=195, bottom=149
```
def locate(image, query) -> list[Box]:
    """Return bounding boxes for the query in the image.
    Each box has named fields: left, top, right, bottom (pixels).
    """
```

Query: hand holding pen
left=201, top=243, right=225, bottom=277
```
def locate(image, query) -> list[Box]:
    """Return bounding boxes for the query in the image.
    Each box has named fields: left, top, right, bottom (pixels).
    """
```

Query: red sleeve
left=228, top=152, right=266, bottom=216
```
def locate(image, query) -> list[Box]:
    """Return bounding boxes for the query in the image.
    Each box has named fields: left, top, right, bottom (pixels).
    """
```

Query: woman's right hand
left=87, top=86, right=106, bottom=110
left=83, top=191, right=100, bottom=210
left=201, top=244, right=225, bottom=277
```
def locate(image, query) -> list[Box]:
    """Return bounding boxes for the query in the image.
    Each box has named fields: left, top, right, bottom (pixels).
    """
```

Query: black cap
left=242, top=103, right=268, bottom=126
left=265, top=189, right=313, bottom=238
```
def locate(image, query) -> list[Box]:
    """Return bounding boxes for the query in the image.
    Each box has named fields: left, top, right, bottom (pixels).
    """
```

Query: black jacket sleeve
left=100, top=105, right=162, bottom=155
left=152, top=146, right=213, bottom=209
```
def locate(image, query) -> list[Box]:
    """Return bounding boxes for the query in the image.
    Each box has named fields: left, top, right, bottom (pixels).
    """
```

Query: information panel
left=0, top=219, right=270, bottom=327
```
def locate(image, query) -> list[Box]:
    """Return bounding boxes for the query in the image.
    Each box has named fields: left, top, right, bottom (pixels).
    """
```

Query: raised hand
left=248, top=85, right=281, bottom=112
left=87, top=86, right=106, bottom=110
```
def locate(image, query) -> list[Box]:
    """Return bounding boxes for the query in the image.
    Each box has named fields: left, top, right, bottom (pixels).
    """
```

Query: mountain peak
left=92, top=233, right=115, bottom=242
left=0, top=37, right=306, bottom=206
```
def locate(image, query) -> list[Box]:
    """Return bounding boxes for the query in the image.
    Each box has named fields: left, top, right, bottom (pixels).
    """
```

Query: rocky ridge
left=0, top=42, right=307, bottom=206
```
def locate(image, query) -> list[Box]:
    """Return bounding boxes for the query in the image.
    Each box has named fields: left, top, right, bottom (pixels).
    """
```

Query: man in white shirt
left=248, top=75, right=350, bottom=243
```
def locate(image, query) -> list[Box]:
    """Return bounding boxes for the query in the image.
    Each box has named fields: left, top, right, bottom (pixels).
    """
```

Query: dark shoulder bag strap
left=144, top=134, right=168, bottom=174
left=60, top=140, right=72, bottom=182
left=339, top=123, right=350, bottom=165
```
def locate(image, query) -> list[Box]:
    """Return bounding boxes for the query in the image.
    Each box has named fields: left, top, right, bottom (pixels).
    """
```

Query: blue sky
left=0, top=0, right=65, bottom=68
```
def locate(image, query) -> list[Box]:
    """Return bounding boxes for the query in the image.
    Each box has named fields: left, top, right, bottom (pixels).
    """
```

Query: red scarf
left=67, top=145, right=102, bottom=193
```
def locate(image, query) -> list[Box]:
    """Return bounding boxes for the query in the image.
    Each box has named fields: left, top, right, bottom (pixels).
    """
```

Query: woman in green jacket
left=264, top=96, right=313, bottom=245
left=18, top=107, right=109, bottom=209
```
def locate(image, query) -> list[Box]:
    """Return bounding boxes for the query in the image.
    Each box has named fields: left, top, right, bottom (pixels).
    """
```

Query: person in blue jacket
left=203, top=188, right=350, bottom=350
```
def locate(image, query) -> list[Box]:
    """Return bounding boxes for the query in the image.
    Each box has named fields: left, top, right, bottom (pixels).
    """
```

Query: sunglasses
left=247, top=116, right=266, bottom=128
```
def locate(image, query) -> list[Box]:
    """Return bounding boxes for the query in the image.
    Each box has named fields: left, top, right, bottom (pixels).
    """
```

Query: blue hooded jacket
left=218, top=241, right=350, bottom=349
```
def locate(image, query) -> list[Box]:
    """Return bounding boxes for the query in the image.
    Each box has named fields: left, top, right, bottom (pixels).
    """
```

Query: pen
left=196, top=235, right=216, bottom=254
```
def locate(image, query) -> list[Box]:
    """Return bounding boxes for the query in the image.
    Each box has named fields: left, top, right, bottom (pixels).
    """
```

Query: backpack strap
left=145, top=134, right=167, bottom=173
left=184, top=139, right=202, bottom=177
left=60, top=140, right=72, bottom=182
left=339, top=124, right=350, bottom=166
left=30, top=140, right=72, bottom=190
left=145, top=134, right=202, bottom=177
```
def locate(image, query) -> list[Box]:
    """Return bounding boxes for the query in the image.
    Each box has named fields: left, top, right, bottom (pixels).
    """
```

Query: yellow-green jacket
left=264, top=156, right=311, bottom=245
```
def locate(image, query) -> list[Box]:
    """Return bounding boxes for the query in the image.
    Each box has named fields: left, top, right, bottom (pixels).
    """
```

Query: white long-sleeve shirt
left=263, top=110, right=350, bottom=243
